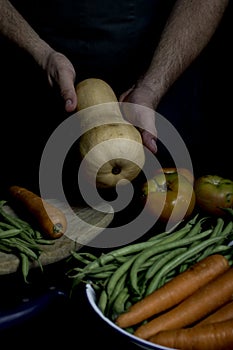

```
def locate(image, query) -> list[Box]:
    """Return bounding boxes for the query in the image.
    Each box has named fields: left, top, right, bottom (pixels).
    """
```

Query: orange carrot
left=134, top=267, right=233, bottom=340
left=115, top=254, right=230, bottom=328
left=9, top=185, right=67, bottom=239
left=149, top=319, right=233, bottom=350
left=195, top=300, right=233, bottom=327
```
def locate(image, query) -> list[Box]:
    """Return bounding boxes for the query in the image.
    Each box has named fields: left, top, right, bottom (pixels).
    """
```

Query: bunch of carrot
left=115, top=255, right=233, bottom=349
left=68, top=213, right=233, bottom=324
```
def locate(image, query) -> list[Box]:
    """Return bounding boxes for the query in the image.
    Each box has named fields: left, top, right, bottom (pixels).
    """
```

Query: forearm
left=0, top=0, right=54, bottom=68
left=139, top=0, right=229, bottom=106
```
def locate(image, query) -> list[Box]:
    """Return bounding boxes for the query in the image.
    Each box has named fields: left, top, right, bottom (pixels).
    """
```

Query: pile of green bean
left=67, top=214, right=233, bottom=321
left=0, top=200, right=54, bottom=282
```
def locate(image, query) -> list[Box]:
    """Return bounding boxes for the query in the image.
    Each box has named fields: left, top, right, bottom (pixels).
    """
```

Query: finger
left=141, top=130, right=158, bottom=154
left=60, top=72, right=77, bottom=112
left=119, top=86, right=135, bottom=102
left=64, top=87, right=77, bottom=112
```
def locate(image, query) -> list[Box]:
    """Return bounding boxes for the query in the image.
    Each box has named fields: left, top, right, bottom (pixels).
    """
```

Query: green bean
left=211, top=245, right=232, bottom=254
left=16, top=231, right=39, bottom=245
left=157, top=275, right=167, bottom=289
left=111, top=287, right=129, bottom=316
left=1, top=238, right=40, bottom=260
left=83, top=217, right=200, bottom=274
left=139, top=249, right=188, bottom=295
left=98, top=262, right=120, bottom=272
left=69, top=248, right=156, bottom=288
left=221, top=220, right=233, bottom=236
left=10, top=238, right=42, bottom=254
left=11, top=215, right=35, bottom=231
left=156, top=267, right=181, bottom=289
left=20, top=252, right=30, bottom=283
left=87, top=264, right=118, bottom=275
left=179, top=263, right=189, bottom=273
left=69, top=213, right=233, bottom=314
left=0, top=201, right=56, bottom=282
left=88, top=271, right=114, bottom=280
left=0, top=243, right=12, bottom=253
left=166, top=216, right=206, bottom=242
left=34, top=238, right=55, bottom=245
left=97, top=289, right=108, bottom=314
left=70, top=216, right=204, bottom=282
left=146, top=226, right=174, bottom=243
left=107, top=273, right=128, bottom=311
left=69, top=269, right=109, bottom=284
left=139, top=252, right=168, bottom=271
left=197, top=217, right=224, bottom=257
left=34, top=230, right=44, bottom=240
left=185, top=216, right=209, bottom=237
left=202, top=220, right=233, bottom=258
left=0, top=202, right=42, bottom=241
left=147, top=228, right=178, bottom=242
left=0, top=206, right=22, bottom=229
left=144, top=247, right=187, bottom=282
left=221, top=207, right=233, bottom=216
left=129, top=229, right=213, bottom=294
left=158, top=270, right=178, bottom=288
left=149, top=225, right=191, bottom=246
left=197, top=244, right=233, bottom=262
left=0, top=228, right=23, bottom=239
left=70, top=251, right=97, bottom=262
left=67, top=266, right=84, bottom=274
left=211, top=217, right=225, bottom=237
left=182, top=216, right=210, bottom=250
left=225, top=256, right=233, bottom=266
left=0, top=222, right=15, bottom=230
left=76, top=242, right=154, bottom=275
left=148, top=214, right=199, bottom=243
left=70, top=251, right=99, bottom=265
left=83, top=225, right=210, bottom=281
left=70, top=274, right=86, bottom=291
left=112, top=255, right=131, bottom=264
left=145, top=235, right=227, bottom=295
left=106, top=254, right=139, bottom=298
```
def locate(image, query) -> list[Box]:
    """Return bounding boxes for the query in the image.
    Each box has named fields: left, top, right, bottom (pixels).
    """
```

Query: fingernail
left=65, top=99, right=75, bottom=112
left=66, top=99, right=72, bottom=107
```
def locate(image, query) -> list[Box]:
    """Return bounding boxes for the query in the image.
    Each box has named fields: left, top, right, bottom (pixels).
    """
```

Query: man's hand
left=44, top=51, right=77, bottom=113
left=0, top=1, right=78, bottom=113
left=119, top=85, right=158, bottom=154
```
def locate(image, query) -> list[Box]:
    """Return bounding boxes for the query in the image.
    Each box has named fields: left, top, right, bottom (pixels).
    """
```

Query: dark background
left=0, top=1, right=232, bottom=348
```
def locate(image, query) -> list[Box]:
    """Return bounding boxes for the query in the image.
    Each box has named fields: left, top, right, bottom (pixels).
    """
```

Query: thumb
left=59, top=66, right=77, bottom=112
left=64, top=87, right=77, bottom=113
left=61, top=77, right=77, bottom=113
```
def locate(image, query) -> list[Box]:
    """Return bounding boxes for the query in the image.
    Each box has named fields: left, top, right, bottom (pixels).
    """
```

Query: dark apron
left=9, top=0, right=176, bottom=93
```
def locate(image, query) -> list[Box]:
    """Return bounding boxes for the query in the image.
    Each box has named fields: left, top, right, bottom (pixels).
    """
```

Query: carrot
left=134, top=267, right=233, bottom=340
left=115, top=254, right=230, bottom=328
left=149, top=319, right=233, bottom=350
left=9, top=185, right=67, bottom=239
left=195, top=300, right=233, bottom=326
